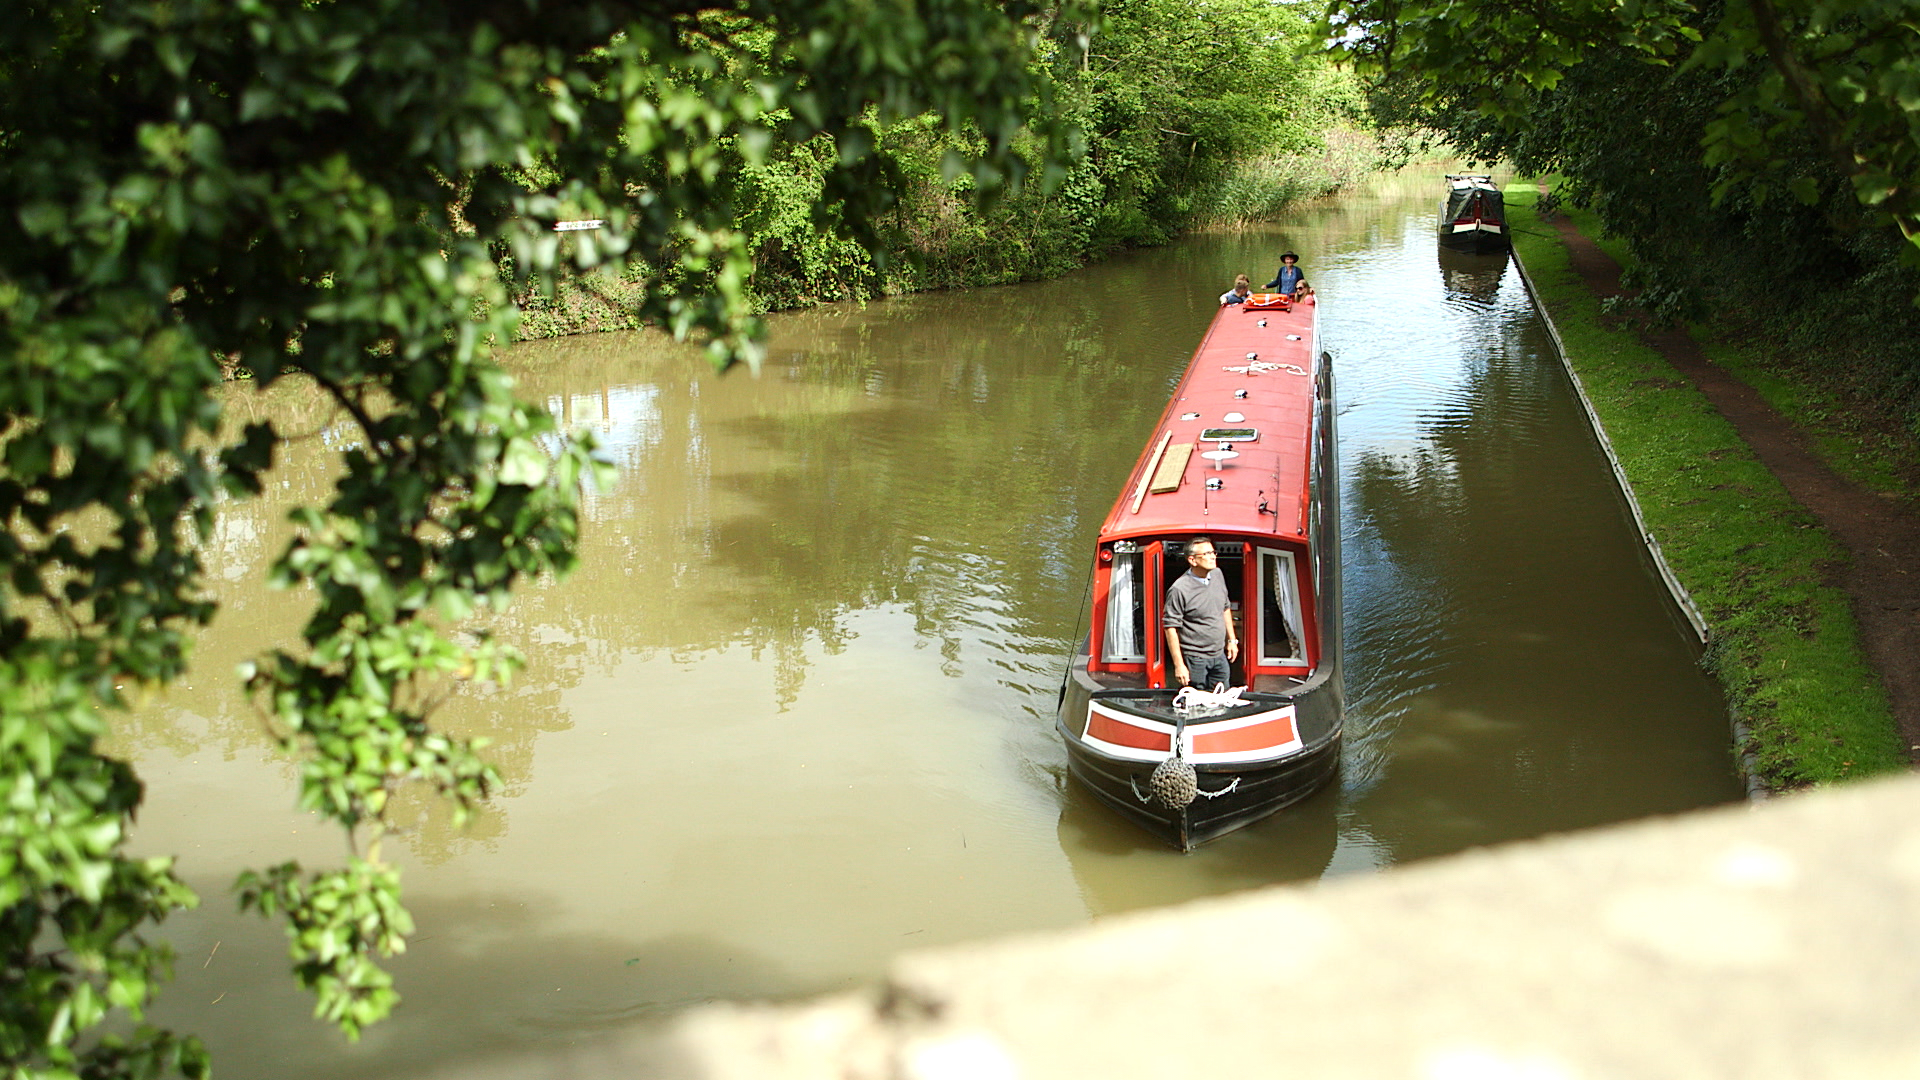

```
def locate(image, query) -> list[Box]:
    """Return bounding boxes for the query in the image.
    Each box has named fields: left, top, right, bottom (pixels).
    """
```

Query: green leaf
left=497, top=438, right=550, bottom=486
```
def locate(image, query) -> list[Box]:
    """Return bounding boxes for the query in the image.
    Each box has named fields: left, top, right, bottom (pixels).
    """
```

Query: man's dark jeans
left=1182, top=652, right=1231, bottom=692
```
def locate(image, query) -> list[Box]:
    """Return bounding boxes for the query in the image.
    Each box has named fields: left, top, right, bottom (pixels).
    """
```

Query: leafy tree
left=0, top=1, right=1082, bottom=1076
left=513, top=1, right=1378, bottom=332
left=1337, top=0, right=1920, bottom=435
left=1323, top=0, right=1920, bottom=261
left=1066, top=0, right=1366, bottom=244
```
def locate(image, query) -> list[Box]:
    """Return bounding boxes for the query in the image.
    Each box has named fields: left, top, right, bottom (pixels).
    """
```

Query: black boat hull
left=1438, top=225, right=1510, bottom=254
left=1060, top=718, right=1341, bottom=851
left=1055, top=652, right=1345, bottom=852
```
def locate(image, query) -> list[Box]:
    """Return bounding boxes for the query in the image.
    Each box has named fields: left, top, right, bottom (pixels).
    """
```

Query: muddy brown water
left=120, top=173, right=1742, bottom=1077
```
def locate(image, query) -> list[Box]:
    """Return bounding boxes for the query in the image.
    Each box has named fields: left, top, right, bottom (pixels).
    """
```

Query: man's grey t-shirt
left=1162, top=568, right=1229, bottom=655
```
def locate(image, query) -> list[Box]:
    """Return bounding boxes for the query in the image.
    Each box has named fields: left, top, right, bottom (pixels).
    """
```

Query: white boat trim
left=1082, top=699, right=1306, bottom=764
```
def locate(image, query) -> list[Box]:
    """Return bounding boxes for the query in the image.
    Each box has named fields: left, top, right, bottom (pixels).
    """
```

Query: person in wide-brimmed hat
left=1263, top=251, right=1312, bottom=300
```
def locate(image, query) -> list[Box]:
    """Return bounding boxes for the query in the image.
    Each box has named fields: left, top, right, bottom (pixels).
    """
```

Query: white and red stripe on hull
left=1080, top=699, right=1305, bottom=765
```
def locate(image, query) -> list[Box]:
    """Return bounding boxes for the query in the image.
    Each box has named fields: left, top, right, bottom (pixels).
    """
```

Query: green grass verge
left=1551, top=203, right=1919, bottom=499
left=1505, top=182, right=1906, bottom=791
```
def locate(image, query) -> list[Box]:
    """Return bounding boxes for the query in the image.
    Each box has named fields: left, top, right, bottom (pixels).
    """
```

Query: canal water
left=124, top=172, right=1742, bottom=1077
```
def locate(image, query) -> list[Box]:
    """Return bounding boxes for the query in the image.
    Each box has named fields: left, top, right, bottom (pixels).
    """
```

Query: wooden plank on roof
left=1129, top=432, right=1174, bottom=513
left=1149, top=442, right=1193, bottom=494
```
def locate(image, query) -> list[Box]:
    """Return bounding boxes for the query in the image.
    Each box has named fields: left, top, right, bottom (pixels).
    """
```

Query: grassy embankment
left=1505, top=182, right=1906, bottom=791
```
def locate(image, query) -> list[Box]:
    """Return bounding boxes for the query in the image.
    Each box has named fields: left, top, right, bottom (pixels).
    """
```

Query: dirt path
left=1546, top=216, right=1920, bottom=765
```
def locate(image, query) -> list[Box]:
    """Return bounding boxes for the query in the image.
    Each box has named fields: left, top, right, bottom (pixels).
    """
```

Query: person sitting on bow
left=1219, top=273, right=1253, bottom=305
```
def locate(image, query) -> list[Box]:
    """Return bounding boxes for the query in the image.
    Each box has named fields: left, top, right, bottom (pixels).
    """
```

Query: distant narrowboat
left=1439, top=174, right=1510, bottom=253
left=1055, top=292, right=1342, bottom=851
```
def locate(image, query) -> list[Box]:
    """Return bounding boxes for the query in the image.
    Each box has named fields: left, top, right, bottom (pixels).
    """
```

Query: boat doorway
left=1158, top=537, right=1248, bottom=687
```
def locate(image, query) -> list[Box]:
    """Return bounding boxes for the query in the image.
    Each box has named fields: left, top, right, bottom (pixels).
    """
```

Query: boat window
left=1102, top=550, right=1145, bottom=662
left=1198, top=427, right=1257, bottom=442
left=1258, top=548, right=1306, bottom=665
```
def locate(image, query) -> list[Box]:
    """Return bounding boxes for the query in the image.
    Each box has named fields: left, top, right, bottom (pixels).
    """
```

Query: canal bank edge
left=1505, top=213, right=1757, bottom=798
left=1502, top=182, right=1907, bottom=795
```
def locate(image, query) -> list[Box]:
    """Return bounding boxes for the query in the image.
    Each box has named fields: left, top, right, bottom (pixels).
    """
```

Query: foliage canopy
left=1336, top=0, right=1920, bottom=436
left=0, top=1, right=1083, bottom=1076
left=1325, top=0, right=1920, bottom=256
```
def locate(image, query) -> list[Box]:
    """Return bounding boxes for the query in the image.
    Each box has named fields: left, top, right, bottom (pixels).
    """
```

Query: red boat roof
left=1099, top=295, right=1320, bottom=545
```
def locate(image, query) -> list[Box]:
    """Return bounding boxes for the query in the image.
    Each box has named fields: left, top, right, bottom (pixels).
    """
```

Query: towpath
left=1544, top=217, right=1920, bottom=766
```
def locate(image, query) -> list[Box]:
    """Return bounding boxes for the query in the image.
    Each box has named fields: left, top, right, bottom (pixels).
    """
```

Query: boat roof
left=1099, top=296, right=1320, bottom=546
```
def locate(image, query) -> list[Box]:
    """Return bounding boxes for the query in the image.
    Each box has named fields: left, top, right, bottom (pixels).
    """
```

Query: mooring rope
left=1222, top=360, right=1308, bottom=377
left=1172, top=684, right=1244, bottom=714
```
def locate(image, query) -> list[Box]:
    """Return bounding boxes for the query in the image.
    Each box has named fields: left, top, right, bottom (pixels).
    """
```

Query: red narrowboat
left=1056, top=291, right=1342, bottom=851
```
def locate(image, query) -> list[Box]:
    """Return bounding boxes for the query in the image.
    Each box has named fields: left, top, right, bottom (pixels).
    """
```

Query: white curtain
left=1104, top=554, right=1142, bottom=661
left=1269, top=551, right=1305, bottom=662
